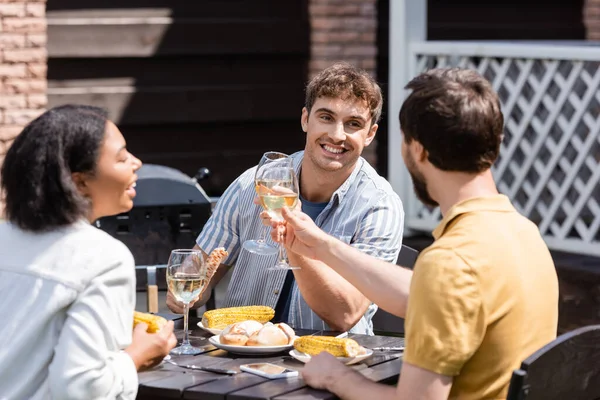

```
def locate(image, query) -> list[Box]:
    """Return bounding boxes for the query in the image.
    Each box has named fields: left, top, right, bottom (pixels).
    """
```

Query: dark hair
left=305, top=62, right=383, bottom=125
left=1, top=104, right=109, bottom=232
left=399, top=68, right=504, bottom=173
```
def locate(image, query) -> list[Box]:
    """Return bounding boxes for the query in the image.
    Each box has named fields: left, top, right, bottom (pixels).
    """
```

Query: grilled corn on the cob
left=201, top=305, right=275, bottom=329
left=293, top=336, right=364, bottom=357
left=133, top=311, right=167, bottom=333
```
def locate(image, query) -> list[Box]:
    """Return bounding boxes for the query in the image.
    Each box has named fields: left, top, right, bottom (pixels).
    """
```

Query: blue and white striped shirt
left=197, top=151, right=404, bottom=334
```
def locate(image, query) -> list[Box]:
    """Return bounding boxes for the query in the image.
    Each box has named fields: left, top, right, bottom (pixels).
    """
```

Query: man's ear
left=412, top=140, right=429, bottom=163
left=301, top=107, right=309, bottom=132
left=364, top=123, right=378, bottom=147
left=71, top=172, right=89, bottom=195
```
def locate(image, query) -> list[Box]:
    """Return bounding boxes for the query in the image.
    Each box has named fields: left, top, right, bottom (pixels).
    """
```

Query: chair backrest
left=507, top=324, right=600, bottom=400
left=396, top=244, right=419, bottom=268
left=135, top=265, right=167, bottom=313
left=371, top=244, right=419, bottom=335
left=136, top=263, right=218, bottom=313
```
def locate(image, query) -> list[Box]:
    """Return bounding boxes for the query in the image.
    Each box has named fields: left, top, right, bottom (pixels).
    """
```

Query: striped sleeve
left=350, top=192, right=404, bottom=263
left=196, top=168, right=254, bottom=266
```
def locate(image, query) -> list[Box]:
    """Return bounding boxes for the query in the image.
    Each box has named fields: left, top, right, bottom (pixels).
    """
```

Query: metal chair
left=135, top=265, right=167, bottom=313
left=371, top=244, right=419, bottom=335
left=506, top=324, right=600, bottom=400
left=136, top=263, right=217, bottom=313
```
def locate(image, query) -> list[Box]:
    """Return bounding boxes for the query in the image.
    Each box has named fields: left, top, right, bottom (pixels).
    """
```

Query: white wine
left=260, top=193, right=298, bottom=219
left=167, top=273, right=207, bottom=303
left=255, top=178, right=292, bottom=193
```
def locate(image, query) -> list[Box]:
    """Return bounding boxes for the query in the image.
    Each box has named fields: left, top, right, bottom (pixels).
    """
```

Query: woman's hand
left=125, top=320, right=177, bottom=371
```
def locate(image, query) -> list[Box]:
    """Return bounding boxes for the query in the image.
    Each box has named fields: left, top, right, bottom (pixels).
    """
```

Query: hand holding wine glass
left=166, top=249, right=208, bottom=355
left=269, top=206, right=330, bottom=261
left=256, top=165, right=300, bottom=270
left=166, top=247, right=228, bottom=314
left=243, top=152, right=291, bottom=255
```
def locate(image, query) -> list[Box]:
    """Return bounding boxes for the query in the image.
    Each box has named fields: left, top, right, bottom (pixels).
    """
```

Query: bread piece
left=277, top=322, right=296, bottom=343
left=206, top=247, right=228, bottom=277
left=246, top=322, right=295, bottom=346
left=219, top=320, right=264, bottom=346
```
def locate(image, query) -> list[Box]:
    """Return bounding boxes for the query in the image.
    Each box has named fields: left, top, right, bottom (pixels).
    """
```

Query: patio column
left=388, top=0, right=426, bottom=231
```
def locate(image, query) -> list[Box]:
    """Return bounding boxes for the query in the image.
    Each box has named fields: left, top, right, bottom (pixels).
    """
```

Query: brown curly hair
left=305, top=62, right=383, bottom=126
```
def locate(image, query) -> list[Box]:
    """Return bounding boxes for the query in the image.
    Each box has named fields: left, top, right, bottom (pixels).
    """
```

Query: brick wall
left=0, top=0, right=47, bottom=215
left=309, top=0, right=378, bottom=166
left=584, top=0, right=600, bottom=39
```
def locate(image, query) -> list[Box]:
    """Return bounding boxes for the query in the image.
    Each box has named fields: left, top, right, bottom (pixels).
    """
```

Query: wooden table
left=137, top=317, right=404, bottom=400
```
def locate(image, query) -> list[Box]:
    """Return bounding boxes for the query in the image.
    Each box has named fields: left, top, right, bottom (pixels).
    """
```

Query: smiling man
left=167, top=62, right=404, bottom=334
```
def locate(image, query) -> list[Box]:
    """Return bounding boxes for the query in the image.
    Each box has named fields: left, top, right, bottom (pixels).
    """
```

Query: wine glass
left=242, top=152, right=291, bottom=255
left=166, top=249, right=207, bottom=355
left=257, top=165, right=300, bottom=271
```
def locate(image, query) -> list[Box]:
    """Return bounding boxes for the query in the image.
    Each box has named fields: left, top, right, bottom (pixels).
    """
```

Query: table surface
left=137, top=317, right=404, bottom=400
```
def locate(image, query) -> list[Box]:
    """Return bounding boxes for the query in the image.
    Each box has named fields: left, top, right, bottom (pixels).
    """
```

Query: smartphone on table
left=240, top=363, right=299, bottom=379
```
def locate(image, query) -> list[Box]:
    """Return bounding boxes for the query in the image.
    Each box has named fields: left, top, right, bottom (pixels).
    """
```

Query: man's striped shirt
left=197, top=151, right=404, bottom=334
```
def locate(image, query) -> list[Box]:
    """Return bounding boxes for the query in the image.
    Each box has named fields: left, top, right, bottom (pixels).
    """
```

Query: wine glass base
left=170, top=344, right=204, bottom=356
left=267, top=263, right=301, bottom=271
left=243, top=240, right=278, bottom=255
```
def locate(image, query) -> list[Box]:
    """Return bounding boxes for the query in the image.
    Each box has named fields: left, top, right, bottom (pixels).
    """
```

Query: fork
left=371, top=346, right=404, bottom=352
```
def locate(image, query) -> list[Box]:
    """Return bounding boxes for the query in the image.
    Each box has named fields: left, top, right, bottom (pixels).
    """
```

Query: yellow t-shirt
left=404, top=195, right=559, bottom=399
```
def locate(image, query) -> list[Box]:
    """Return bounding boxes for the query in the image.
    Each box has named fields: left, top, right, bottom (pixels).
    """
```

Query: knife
left=175, top=364, right=238, bottom=375
left=165, top=359, right=237, bottom=375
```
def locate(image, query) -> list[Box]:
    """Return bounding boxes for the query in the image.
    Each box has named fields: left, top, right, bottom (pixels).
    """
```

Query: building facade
left=0, top=0, right=47, bottom=215
left=1, top=0, right=598, bottom=209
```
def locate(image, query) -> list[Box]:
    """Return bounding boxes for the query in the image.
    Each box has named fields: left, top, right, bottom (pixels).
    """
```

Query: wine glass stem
left=182, top=302, right=190, bottom=347
left=257, top=225, right=268, bottom=243
left=277, top=243, right=288, bottom=265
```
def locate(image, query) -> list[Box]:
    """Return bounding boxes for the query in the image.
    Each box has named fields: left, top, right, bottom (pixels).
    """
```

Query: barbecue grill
left=96, top=163, right=212, bottom=265
left=95, top=164, right=214, bottom=311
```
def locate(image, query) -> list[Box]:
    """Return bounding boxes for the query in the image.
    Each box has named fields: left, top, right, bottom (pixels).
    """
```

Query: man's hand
left=301, top=352, right=356, bottom=391
left=270, top=207, right=331, bottom=260
left=166, top=290, right=200, bottom=314
left=255, top=189, right=302, bottom=227
left=166, top=247, right=227, bottom=314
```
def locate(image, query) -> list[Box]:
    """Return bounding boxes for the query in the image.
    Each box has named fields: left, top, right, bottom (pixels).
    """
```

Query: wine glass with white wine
left=242, top=152, right=291, bottom=255
left=255, top=165, right=300, bottom=271
left=166, top=249, right=207, bottom=355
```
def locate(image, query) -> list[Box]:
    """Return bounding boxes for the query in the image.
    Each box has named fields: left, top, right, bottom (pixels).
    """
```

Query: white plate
left=208, top=335, right=294, bottom=355
left=288, top=349, right=373, bottom=365
left=197, top=321, right=223, bottom=336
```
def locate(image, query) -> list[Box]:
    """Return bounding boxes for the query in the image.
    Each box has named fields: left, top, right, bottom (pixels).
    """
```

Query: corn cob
left=293, top=336, right=364, bottom=357
left=133, top=311, right=167, bottom=333
left=201, top=305, right=275, bottom=329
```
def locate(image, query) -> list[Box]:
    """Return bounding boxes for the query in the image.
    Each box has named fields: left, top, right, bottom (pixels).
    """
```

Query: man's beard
left=404, top=150, right=438, bottom=207
left=409, top=169, right=438, bottom=207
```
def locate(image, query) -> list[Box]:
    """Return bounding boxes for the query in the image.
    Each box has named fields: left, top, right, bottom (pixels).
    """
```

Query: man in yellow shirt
left=271, top=68, right=559, bottom=399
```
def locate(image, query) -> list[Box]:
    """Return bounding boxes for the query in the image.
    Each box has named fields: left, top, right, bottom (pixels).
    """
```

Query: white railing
left=406, top=41, right=600, bottom=257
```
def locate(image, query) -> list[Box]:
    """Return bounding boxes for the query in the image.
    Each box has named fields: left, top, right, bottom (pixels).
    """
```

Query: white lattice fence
left=407, top=42, right=600, bottom=256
